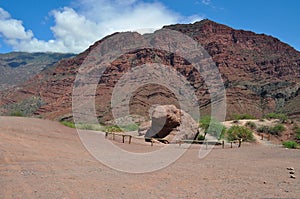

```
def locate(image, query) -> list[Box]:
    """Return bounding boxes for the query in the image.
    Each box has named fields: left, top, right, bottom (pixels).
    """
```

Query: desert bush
left=105, top=124, right=139, bottom=132
left=9, top=111, right=25, bottom=117
left=61, top=121, right=76, bottom=128
left=226, top=125, right=254, bottom=142
left=245, top=121, right=257, bottom=129
left=61, top=121, right=104, bottom=131
left=120, top=124, right=139, bottom=132
left=233, top=113, right=256, bottom=120
left=257, top=125, right=270, bottom=133
left=105, top=125, right=124, bottom=132
left=6, top=97, right=45, bottom=117
left=197, top=134, right=205, bottom=141
left=269, top=124, right=286, bottom=135
left=199, top=116, right=226, bottom=139
left=257, top=124, right=286, bottom=135
left=78, top=123, right=103, bottom=131
left=264, top=113, right=288, bottom=123
left=61, top=121, right=138, bottom=132
left=282, top=141, right=299, bottom=149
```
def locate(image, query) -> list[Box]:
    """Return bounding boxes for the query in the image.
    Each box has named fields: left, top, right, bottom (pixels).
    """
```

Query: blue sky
left=0, top=0, right=299, bottom=53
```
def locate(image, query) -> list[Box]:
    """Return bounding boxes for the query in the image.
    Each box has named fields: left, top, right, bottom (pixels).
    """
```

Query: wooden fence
left=104, top=132, right=243, bottom=149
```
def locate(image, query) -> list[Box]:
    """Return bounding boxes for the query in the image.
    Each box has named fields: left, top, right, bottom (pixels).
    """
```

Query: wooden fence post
left=129, top=136, right=132, bottom=144
left=112, top=133, right=115, bottom=140
left=222, top=140, right=224, bottom=149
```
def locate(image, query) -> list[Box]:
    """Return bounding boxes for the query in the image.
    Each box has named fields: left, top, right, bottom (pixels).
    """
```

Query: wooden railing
left=104, top=131, right=243, bottom=149
left=105, top=132, right=133, bottom=144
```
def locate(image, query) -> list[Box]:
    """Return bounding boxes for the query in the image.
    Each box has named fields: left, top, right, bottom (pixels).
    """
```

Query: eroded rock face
left=145, top=105, right=199, bottom=142
left=1, top=19, right=300, bottom=120
left=138, top=121, right=151, bottom=136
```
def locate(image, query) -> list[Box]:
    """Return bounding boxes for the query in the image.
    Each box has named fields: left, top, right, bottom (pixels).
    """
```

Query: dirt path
left=1, top=116, right=300, bottom=198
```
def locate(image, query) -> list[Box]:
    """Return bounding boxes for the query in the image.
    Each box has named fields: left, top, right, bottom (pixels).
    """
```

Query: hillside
left=0, top=52, right=75, bottom=91
left=0, top=19, right=299, bottom=121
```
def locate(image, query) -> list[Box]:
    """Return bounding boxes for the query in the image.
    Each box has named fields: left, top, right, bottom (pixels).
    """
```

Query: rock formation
left=144, top=105, right=200, bottom=142
left=1, top=19, right=300, bottom=121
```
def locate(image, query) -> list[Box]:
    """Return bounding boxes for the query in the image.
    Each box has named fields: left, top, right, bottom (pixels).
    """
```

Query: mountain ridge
left=0, top=52, right=75, bottom=91
left=0, top=19, right=299, bottom=121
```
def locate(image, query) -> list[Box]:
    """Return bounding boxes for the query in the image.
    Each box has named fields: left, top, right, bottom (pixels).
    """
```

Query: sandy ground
left=1, top=116, right=300, bottom=199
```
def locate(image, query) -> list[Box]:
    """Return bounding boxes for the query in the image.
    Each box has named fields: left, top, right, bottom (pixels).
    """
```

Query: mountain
left=0, top=52, right=75, bottom=91
left=0, top=19, right=299, bottom=121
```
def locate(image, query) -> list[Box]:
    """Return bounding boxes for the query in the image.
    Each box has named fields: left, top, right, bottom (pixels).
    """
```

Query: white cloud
left=0, top=1, right=202, bottom=53
left=0, top=8, right=10, bottom=19
left=0, top=8, right=33, bottom=41
left=201, top=0, right=211, bottom=5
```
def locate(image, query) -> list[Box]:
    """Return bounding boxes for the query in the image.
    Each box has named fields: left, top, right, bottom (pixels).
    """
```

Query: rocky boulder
left=138, top=121, right=151, bottom=136
left=144, top=105, right=200, bottom=142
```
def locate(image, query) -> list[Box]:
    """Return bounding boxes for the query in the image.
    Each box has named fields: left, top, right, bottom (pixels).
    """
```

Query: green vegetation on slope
left=225, top=125, right=254, bottom=142
left=199, top=116, right=226, bottom=139
left=282, top=141, right=299, bottom=149
left=60, top=121, right=139, bottom=132
left=264, top=113, right=288, bottom=123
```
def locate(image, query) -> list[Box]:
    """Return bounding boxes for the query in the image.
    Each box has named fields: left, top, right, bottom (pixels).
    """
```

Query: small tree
left=226, top=125, right=254, bottom=142
left=199, top=116, right=226, bottom=139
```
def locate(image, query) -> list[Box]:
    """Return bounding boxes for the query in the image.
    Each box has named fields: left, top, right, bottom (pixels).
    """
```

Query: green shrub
left=197, top=134, right=205, bottom=141
left=77, top=123, right=103, bottom=131
left=226, top=125, right=254, bottom=142
left=233, top=113, right=256, bottom=120
left=61, top=121, right=103, bottom=131
left=264, top=113, right=288, bottom=123
left=199, top=116, right=226, bottom=139
left=245, top=121, right=257, bottom=129
left=257, top=125, right=270, bottom=133
left=61, top=121, right=76, bottom=128
left=105, top=125, right=124, bottom=132
left=257, top=124, right=286, bottom=136
left=269, top=124, right=286, bottom=135
left=104, top=124, right=139, bottom=132
left=282, top=141, right=299, bottom=149
left=120, top=124, right=139, bottom=132
left=10, top=111, right=25, bottom=117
